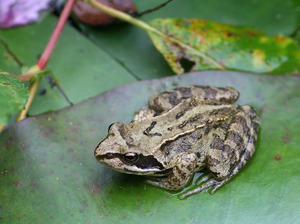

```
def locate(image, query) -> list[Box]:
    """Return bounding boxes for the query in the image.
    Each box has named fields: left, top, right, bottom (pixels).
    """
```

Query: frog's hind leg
left=148, top=86, right=240, bottom=113
left=208, top=105, right=259, bottom=192
left=180, top=105, right=259, bottom=198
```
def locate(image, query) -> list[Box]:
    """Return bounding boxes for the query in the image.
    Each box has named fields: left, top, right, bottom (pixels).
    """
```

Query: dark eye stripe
left=96, top=153, right=164, bottom=170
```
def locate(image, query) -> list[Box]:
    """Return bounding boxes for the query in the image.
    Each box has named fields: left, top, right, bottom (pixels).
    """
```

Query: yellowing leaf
left=0, top=73, right=29, bottom=127
left=148, top=18, right=300, bottom=74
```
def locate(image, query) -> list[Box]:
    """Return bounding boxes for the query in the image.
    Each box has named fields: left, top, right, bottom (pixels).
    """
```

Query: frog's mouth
left=96, top=153, right=165, bottom=175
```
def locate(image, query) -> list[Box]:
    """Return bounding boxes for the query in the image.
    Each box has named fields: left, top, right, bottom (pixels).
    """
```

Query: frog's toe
left=145, top=179, right=161, bottom=188
left=196, top=173, right=213, bottom=185
left=179, top=178, right=218, bottom=199
left=210, top=180, right=226, bottom=194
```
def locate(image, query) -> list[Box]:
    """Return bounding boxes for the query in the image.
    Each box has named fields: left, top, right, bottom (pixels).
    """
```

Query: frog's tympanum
left=94, top=86, right=259, bottom=198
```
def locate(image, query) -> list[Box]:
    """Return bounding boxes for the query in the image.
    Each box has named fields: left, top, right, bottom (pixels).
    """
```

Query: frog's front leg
left=146, top=153, right=197, bottom=191
left=180, top=105, right=259, bottom=198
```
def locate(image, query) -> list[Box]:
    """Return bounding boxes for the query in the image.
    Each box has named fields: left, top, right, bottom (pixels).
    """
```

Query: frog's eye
left=124, top=152, right=139, bottom=163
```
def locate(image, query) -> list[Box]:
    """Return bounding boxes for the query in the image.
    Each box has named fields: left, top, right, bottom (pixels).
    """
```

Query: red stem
left=36, top=0, right=76, bottom=70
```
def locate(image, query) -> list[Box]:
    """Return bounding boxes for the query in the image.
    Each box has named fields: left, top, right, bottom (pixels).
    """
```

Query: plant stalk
left=17, top=0, right=76, bottom=121
left=17, top=79, right=41, bottom=121
left=37, top=0, right=76, bottom=69
left=85, top=0, right=224, bottom=69
left=84, top=0, right=165, bottom=36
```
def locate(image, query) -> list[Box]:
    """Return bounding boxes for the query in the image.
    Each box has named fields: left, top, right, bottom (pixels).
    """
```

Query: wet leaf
left=0, top=15, right=136, bottom=116
left=81, top=0, right=299, bottom=80
left=0, top=40, right=21, bottom=75
left=1, top=0, right=298, bottom=119
left=0, top=73, right=29, bottom=127
left=148, top=18, right=300, bottom=74
left=0, top=71, right=299, bottom=223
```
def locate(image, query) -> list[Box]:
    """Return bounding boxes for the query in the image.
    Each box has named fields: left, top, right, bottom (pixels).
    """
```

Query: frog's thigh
left=132, top=108, right=156, bottom=122
left=146, top=153, right=197, bottom=191
left=149, top=86, right=239, bottom=113
left=207, top=105, right=259, bottom=180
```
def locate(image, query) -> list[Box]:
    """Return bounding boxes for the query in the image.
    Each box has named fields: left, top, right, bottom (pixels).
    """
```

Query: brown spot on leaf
left=13, top=181, right=22, bottom=188
left=274, top=155, right=281, bottom=161
left=88, top=129, right=95, bottom=134
left=275, top=36, right=287, bottom=43
left=31, top=181, right=39, bottom=190
left=246, top=30, right=257, bottom=36
left=226, top=32, right=234, bottom=37
left=91, top=183, right=102, bottom=193
left=282, top=134, right=290, bottom=144
left=2, top=169, right=8, bottom=176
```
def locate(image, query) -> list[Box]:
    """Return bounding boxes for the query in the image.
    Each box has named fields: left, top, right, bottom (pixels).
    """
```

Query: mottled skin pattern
left=94, top=86, right=259, bottom=198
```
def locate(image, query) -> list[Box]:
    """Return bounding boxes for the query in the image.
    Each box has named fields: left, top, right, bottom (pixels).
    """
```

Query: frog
left=94, top=86, right=259, bottom=198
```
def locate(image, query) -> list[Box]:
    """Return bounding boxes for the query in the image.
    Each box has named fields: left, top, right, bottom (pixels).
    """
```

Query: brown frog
left=94, top=86, right=259, bottom=198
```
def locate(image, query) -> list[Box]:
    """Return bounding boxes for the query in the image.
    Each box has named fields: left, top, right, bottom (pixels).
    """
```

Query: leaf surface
left=80, top=0, right=299, bottom=79
left=0, top=74, right=28, bottom=126
left=1, top=71, right=299, bottom=223
left=1, top=0, right=299, bottom=117
left=0, top=15, right=136, bottom=116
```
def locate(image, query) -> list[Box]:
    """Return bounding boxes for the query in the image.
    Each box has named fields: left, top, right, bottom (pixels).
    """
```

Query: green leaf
left=0, top=40, right=22, bottom=75
left=0, top=74, right=29, bottom=127
left=1, top=0, right=299, bottom=118
left=80, top=0, right=299, bottom=80
left=135, top=0, right=299, bottom=36
left=148, top=18, right=300, bottom=74
left=0, top=15, right=137, bottom=116
left=1, top=72, right=299, bottom=223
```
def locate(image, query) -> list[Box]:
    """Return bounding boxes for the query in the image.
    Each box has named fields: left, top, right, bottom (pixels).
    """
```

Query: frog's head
left=94, top=122, right=164, bottom=175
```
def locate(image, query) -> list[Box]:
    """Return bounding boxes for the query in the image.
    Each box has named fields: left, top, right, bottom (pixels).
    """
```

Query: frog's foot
left=179, top=177, right=225, bottom=199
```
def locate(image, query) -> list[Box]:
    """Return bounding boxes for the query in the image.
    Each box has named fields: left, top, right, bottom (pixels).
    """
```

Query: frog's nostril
left=106, top=153, right=114, bottom=158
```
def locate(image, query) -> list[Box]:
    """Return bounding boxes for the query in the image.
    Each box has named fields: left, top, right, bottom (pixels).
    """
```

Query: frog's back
left=158, top=120, right=229, bottom=167
left=126, top=98, right=238, bottom=156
